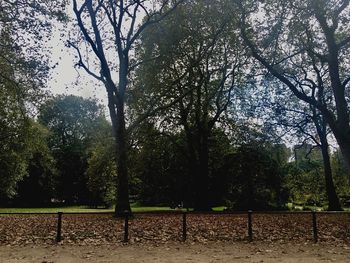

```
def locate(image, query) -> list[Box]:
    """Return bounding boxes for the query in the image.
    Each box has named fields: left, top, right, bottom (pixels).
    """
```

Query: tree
left=134, top=0, right=246, bottom=210
left=70, top=0, right=184, bottom=215
left=254, top=77, right=342, bottom=210
left=206, top=128, right=236, bottom=206
left=236, top=0, right=350, bottom=174
left=38, top=95, right=106, bottom=204
left=129, top=123, right=236, bottom=207
left=0, top=27, right=35, bottom=201
left=0, top=0, right=67, bottom=90
left=331, top=150, right=350, bottom=206
left=0, top=0, right=67, bottom=202
left=129, top=122, right=188, bottom=206
left=86, top=120, right=116, bottom=208
left=286, top=144, right=326, bottom=207
left=226, top=142, right=288, bottom=210
left=15, top=122, right=58, bottom=206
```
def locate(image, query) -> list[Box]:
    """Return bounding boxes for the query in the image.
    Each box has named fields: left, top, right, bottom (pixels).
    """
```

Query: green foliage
left=285, top=146, right=350, bottom=208
left=38, top=95, right=105, bottom=147
left=0, top=1, right=66, bottom=202
left=86, top=123, right=116, bottom=208
left=38, top=95, right=107, bottom=204
left=0, top=0, right=67, bottom=87
left=208, top=128, right=236, bottom=205
left=285, top=162, right=325, bottom=207
left=0, top=26, right=38, bottom=200
left=134, top=0, right=243, bottom=122
left=226, top=142, right=288, bottom=210
left=331, top=151, right=350, bottom=207
left=15, top=122, right=58, bottom=206
left=133, top=0, right=246, bottom=211
left=2, top=0, right=349, bottom=213
left=130, top=122, right=188, bottom=206
left=0, top=142, right=29, bottom=199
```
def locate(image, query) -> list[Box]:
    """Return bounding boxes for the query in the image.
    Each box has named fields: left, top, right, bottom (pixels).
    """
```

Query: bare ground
left=1, top=213, right=349, bottom=245
left=0, top=213, right=350, bottom=262
left=1, top=242, right=350, bottom=263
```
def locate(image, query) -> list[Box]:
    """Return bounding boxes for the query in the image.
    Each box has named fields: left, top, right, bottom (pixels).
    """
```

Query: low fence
left=0, top=211, right=349, bottom=244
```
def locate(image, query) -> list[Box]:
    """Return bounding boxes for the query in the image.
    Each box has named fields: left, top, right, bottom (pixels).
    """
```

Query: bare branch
left=338, top=34, right=350, bottom=49
left=334, top=0, right=350, bottom=18
left=67, top=40, right=103, bottom=81
left=343, top=76, right=350, bottom=88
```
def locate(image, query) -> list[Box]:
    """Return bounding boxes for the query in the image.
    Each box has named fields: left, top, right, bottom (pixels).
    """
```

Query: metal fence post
left=182, top=211, right=187, bottom=241
left=56, top=212, right=63, bottom=242
left=312, top=211, right=318, bottom=243
left=123, top=211, right=129, bottom=243
left=248, top=210, right=253, bottom=242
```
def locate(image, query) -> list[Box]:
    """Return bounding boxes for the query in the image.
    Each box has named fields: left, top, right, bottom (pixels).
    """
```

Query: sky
left=48, top=26, right=107, bottom=104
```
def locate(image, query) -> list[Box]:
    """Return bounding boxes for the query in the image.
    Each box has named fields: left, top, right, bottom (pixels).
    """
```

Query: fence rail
left=1, top=210, right=349, bottom=243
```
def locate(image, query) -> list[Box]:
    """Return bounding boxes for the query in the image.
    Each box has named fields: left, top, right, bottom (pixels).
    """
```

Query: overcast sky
left=48, top=33, right=106, bottom=101
left=47, top=13, right=107, bottom=106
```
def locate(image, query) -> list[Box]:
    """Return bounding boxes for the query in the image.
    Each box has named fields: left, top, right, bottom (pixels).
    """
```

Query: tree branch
left=67, top=40, right=103, bottom=81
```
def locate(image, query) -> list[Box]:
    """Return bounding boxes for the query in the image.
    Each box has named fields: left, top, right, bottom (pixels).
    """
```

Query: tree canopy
left=1, top=0, right=349, bottom=212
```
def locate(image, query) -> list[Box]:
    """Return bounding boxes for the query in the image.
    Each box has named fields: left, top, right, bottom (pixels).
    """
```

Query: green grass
left=1, top=204, right=345, bottom=213
left=0, top=206, right=114, bottom=213
left=0, top=204, right=174, bottom=213
left=212, top=206, right=227, bottom=211
left=131, top=206, right=173, bottom=212
left=130, top=202, right=175, bottom=212
left=0, top=204, right=228, bottom=213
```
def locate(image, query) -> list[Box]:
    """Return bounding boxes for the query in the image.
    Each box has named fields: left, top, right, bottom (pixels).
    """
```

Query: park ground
left=0, top=210, right=349, bottom=262
left=1, top=242, right=350, bottom=263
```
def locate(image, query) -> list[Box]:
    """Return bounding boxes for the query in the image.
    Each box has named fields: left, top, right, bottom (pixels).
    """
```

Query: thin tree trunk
left=314, top=114, right=342, bottom=211
left=319, top=142, right=342, bottom=211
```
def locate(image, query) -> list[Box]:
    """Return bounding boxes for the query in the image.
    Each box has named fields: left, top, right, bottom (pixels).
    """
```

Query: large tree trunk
left=331, top=129, right=350, bottom=177
left=106, top=86, right=131, bottom=216
left=114, top=58, right=131, bottom=216
left=114, top=103, right=131, bottom=216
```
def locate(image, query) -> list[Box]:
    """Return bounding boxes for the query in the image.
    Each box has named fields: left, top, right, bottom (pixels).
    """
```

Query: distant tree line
left=0, top=94, right=349, bottom=211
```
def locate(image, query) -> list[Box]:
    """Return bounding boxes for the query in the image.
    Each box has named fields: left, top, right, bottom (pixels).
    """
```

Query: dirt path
left=1, top=242, right=350, bottom=263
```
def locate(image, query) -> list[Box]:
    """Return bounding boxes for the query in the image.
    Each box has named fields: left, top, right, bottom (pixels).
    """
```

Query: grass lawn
left=0, top=206, right=114, bottom=213
left=1, top=204, right=348, bottom=213
left=0, top=204, right=228, bottom=213
left=0, top=204, right=175, bottom=213
left=212, top=206, right=227, bottom=211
